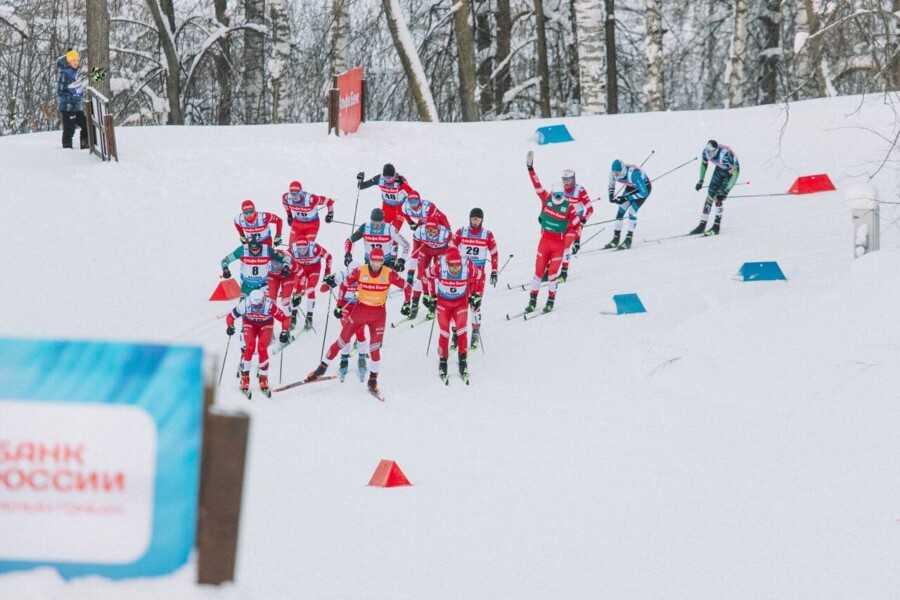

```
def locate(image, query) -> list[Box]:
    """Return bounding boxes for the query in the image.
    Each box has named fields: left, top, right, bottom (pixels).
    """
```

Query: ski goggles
left=242, top=208, right=255, bottom=217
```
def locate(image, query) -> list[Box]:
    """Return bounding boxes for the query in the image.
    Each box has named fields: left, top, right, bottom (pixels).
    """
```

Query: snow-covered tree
left=725, top=0, right=748, bottom=108
left=644, top=0, right=664, bottom=111
left=574, top=0, right=605, bottom=114
left=382, top=0, right=439, bottom=122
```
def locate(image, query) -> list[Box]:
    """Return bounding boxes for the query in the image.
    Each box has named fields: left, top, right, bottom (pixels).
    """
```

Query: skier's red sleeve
left=266, top=212, right=284, bottom=238
left=487, top=231, right=499, bottom=270
left=388, top=270, right=412, bottom=297
left=579, top=188, right=593, bottom=221
left=452, top=228, right=462, bottom=248
left=226, top=312, right=236, bottom=328
left=399, top=176, right=419, bottom=199
left=322, top=247, right=333, bottom=275
left=470, top=261, right=485, bottom=295
left=272, top=304, right=291, bottom=330
left=528, top=168, right=549, bottom=203
left=436, top=207, right=451, bottom=230
left=282, top=193, right=291, bottom=222
left=234, top=221, right=246, bottom=240
left=346, top=267, right=361, bottom=287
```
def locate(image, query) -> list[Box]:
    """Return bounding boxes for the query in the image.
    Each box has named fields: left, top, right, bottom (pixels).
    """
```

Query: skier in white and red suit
left=265, top=246, right=295, bottom=306
left=282, top=179, right=335, bottom=245
left=452, top=207, right=498, bottom=348
left=234, top=199, right=284, bottom=247
left=305, top=247, right=411, bottom=394
left=404, top=215, right=454, bottom=319
left=286, top=239, right=332, bottom=331
left=423, top=247, right=483, bottom=382
left=356, top=163, right=419, bottom=231
left=226, top=288, right=291, bottom=397
left=558, top=169, right=592, bottom=281
left=525, top=150, right=584, bottom=314
left=399, top=189, right=451, bottom=281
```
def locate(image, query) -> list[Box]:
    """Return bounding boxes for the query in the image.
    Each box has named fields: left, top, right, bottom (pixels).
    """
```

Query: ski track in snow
left=2, top=95, right=900, bottom=599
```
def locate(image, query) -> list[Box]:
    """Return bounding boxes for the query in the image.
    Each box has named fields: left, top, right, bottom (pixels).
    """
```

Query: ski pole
left=217, top=335, right=232, bottom=386
left=331, top=218, right=356, bottom=227
left=651, top=156, right=697, bottom=183
left=319, top=289, right=333, bottom=362
left=703, top=180, right=750, bottom=190
left=279, top=349, right=284, bottom=384
left=583, top=217, right=618, bottom=229
left=497, top=254, right=514, bottom=276
left=728, top=192, right=794, bottom=199
left=350, top=174, right=363, bottom=231
left=588, top=150, right=656, bottom=207
left=426, top=317, right=436, bottom=356
left=576, top=226, right=608, bottom=253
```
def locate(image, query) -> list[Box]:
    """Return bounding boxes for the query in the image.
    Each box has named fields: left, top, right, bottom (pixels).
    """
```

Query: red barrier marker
left=788, top=173, right=836, bottom=194
left=368, top=460, right=411, bottom=488
left=209, top=279, right=241, bottom=301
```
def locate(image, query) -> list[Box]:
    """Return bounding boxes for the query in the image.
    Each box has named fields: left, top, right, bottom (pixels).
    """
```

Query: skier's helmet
left=446, top=248, right=462, bottom=271
left=370, top=207, right=384, bottom=223
left=469, top=207, right=484, bottom=227
left=241, top=199, right=256, bottom=218
left=369, top=247, right=385, bottom=267
left=289, top=180, right=302, bottom=193
left=382, top=163, right=396, bottom=178
left=549, top=188, right=566, bottom=204
left=248, top=289, right=266, bottom=306
left=611, top=160, right=625, bottom=177
left=562, top=169, right=576, bottom=192
left=704, top=139, right=719, bottom=159
left=425, top=216, right=440, bottom=233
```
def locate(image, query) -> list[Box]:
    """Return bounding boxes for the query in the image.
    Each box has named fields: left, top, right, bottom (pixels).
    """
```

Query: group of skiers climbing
left=219, top=139, right=739, bottom=397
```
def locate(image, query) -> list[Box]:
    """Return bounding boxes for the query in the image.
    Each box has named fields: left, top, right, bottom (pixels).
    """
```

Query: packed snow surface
left=2, top=95, right=900, bottom=599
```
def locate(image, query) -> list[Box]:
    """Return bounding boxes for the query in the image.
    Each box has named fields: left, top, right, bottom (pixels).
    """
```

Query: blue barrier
left=739, top=261, right=787, bottom=282
left=613, top=293, right=646, bottom=315
left=536, top=124, right=574, bottom=145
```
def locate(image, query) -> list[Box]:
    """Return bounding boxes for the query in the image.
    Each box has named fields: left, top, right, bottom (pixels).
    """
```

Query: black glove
left=325, top=212, right=334, bottom=223
left=695, top=181, right=703, bottom=191
left=226, top=325, right=235, bottom=336
left=617, top=195, right=628, bottom=205
left=274, top=235, right=282, bottom=247
left=490, top=271, right=498, bottom=287
left=526, top=150, right=534, bottom=170
left=292, top=295, right=301, bottom=307
left=324, top=273, right=337, bottom=288
left=356, top=172, right=365, bottom=189
left=469, top=294, right=482, bottom=310
left=279, top=330, right=290, bottom=344
left=394, top=258, right=406, bottom=272
left=608, top=192, right=616, bottom=204
left=240, top=235, right=248, bottom=244
left=222, top=266, right=232, bottom=279
left=281, top=265, right=291, bottom=277
left=409, top=221, right=419, bottom=231
left=286, top=214, right=293, bottom=226
left=334, top=305, right=343, bottom=319
left=344, top=252, right=353, bottom=267
left=572, top=238, right=581, bottom=255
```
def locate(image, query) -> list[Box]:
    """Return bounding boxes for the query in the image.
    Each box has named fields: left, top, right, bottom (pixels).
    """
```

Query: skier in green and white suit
left=689, top=140, right=740, bottom=236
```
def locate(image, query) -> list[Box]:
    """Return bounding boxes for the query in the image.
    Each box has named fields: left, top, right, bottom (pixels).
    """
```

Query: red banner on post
left=337, top=66, right=363, bottom=135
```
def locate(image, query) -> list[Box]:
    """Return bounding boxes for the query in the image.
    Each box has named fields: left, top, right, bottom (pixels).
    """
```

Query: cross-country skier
left=423, top=247, right=484, bottom=384
left=604, top=159, right=652, bottom=249
left=221, top=240, right=289, bottom=296
left=357, top=164, right=419, bottom=231
left=226, top=288, right=291, bottom=398
left=287, top=239, right=332, bottom=330
left=325, top=263, right=369, bottom=382
left=305, top=247, right=411, bottom=396
left=234, top=199, right=283, bottom=247
left=525, top=150, right=583, bottom=314
left=344, top=208, right=410, bottom=272
left=282, top=180, right=335, bottom=245
left=559, top=169, right=592, bottom=281
left=689, top=140, right=740, bottom=236
left=265, top=246, right=296, bottom=312
left=453, top=207, right=498, bottom=349
left=404, top=216, right=454, bottom=319
left=399, top=190, right=452, bottom=287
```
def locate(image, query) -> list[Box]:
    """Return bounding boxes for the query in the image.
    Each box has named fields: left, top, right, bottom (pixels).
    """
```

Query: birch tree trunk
left=214, top=0, right=232, bottom=125
left=758, top=0, right=781, bottom=105
left=725, top=0, right=748, bottom=108
left=144, top=0, right=183, bottom=124
left=242, top=0, right=266, bottom=124
left=85, top=0, right=110, bottom=98
left=269, top=0, right=290, bottom=123
left=452, top=0, right=479, bottom=121
left=382, top=0, right=439, bottom=122
left=494, top=0, right=512, bottom=115
left=604, top=0, right=618, bottom=114
left=474, top=0, right=493, bottom=115
left=643, top=0, right=664, bottom=111
left=331, top=0, right=349, bottom=75
left=793, top=0, right=825, bottom=99
left=573, top=0, right=605, bottom=114
left=533, top=0, right=552, bottom=117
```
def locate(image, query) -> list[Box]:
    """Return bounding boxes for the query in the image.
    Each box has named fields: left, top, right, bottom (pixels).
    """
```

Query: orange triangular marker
left=788, top=173, right=836, bottom=194
left=368, top=459, right=411, bottom=487
left=209, top=279, right=241, bottom=301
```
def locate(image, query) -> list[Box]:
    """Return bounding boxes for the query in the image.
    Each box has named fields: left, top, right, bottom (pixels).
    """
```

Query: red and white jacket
left=453, top=226, right=498, bottom=271
left=282, top=190, right=335, bottom=225
left=234, top=211, right=284, bottom=244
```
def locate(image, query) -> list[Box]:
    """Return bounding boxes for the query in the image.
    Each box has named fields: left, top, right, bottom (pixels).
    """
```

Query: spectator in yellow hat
left=57, top=49, right=87, bottom=149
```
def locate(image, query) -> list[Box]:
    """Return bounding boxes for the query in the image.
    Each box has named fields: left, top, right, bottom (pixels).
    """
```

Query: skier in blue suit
left=604, top=159, right=652, bottom=250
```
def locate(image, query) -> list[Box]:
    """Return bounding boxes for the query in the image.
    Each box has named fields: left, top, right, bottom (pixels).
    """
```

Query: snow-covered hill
left=2, top=96, right=900, bottom=599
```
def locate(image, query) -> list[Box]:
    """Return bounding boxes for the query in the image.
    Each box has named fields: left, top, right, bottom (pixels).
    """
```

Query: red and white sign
left=0, top=400, right=157, bottom=564
left=337, top=66, right=363, bottom=135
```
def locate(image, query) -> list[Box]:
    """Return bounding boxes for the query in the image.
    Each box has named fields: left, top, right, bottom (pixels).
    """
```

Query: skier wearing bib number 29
left=525, top=150, right=583, bottom=315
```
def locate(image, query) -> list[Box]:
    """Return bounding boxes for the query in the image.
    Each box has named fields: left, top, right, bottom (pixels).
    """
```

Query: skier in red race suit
left=282, top=180, right=335, bottom=245
left=525, top=150, right=583, bottom=314
left=305, top=247, right=411, bottom=396
left=324, top=262, right=369, bottom=382
left=234, top=199, right=284, bottom=247
left=356, top=163, right=419, bottom=232
left=226, top=288, right=291, bottom=398
left=423, top=247, right=483, bottom=384
left=558, top=169, right=592, bottom=281
left=405, top=216, right=454, bottom=319
left=452, top=207, right=498, bottom=349
left=287, top=239, right=332, bottom=331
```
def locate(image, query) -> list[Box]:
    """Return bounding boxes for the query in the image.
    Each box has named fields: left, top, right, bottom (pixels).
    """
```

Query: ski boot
left=357, top=353, right=368, bottom=382
left=258, top=373, right=271, bottom=398
left=618, top=232, right=633, bottom=250
left=458, top=353, right=469, bottom=385
left=705, top=218, right=721, bottom=236
left=525, top=291, right=538, bottom=314
left=239, top=371, right=251, bottom=399
left=400, top=302, right=411, bottom=317
left=291, top=309, right=299, bottom=329
left=439, top=357, right=449, bottom=385
left=338, top=355, right=350, bottom=382
left=410, top=295, right=421, bottom=319
left=305, top=361, right=328, bottom=383
left=603, top=231, right=621, bottom=249
left=470, top=327, right=481, bottom=350
left=558, top=264, right=569, bottom=283
left=423, top=296, right=435, bottom=320
left=542, top=295, right=555, bottom=313
left=304, top=311, right=314, bottom=331
left=406, top=269, right=415, bottom=286
left=367, top=372, right=379, bottom=394
left=689, top=220, right=707, bottom=235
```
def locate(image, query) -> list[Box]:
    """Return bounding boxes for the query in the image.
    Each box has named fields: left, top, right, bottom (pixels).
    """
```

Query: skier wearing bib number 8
left=423, top=247, right=484, bottom=385
left=221, top=240, right=288, bottom=297
left=453, top=207, right=497, bottom=348
left=525, top=150, right=584, bottom=314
